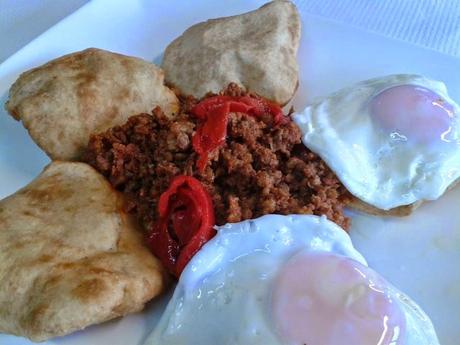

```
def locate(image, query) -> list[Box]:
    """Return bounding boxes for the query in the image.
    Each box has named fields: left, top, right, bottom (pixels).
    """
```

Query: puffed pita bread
left=347, top=178, right=460, bottom=216
left=162, top=0, right=300, bottom=105
left=5, top=48, right=179, bottom=161
left=0, top=162, right=167, bottom=342
left=347, top=196, right=422, bottom=217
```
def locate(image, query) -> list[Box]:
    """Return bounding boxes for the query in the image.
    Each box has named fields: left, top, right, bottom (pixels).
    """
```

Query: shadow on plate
left=0, top=92, right=49, bottom=182
left=152, top=52, right=164, bottom=66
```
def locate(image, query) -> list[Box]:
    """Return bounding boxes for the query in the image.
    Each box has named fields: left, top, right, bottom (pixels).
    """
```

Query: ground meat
left=84, top=108, right=196, bottom=228
left=200, top=112, right=351, bottom=229
left=84, top=84, right=351, bottom=231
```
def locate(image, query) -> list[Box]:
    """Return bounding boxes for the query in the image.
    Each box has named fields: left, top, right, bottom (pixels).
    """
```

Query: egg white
left=144, top=214, right=439, bottom=345
left=293, top=74, right=460, bottom=210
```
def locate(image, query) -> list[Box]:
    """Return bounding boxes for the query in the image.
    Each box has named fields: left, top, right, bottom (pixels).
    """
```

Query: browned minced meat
left=84, top=85, right=351, bottom=230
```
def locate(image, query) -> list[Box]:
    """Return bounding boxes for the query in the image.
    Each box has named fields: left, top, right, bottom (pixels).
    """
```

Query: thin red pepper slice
left=235, top=96, right=287, bottom=125
left=191, top=95, right=286, bottom=172
left=192, top=102, right=230, bottom=172
left=169, top=188, right=201, bottom=244
left=147, top=175, right=215, bottom=277
left=192, top=95, right=233, bottom=119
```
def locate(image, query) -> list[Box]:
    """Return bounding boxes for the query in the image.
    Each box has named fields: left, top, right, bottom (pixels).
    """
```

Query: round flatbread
left=5, top=48, right=179, bottom=160
left=162, top=0, right=301, bottom=105
left=0, top=162, right=168, bottom=341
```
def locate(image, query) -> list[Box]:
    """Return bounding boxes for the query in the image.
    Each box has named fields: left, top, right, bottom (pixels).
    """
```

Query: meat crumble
left=84, top=85, right=351, bottom=230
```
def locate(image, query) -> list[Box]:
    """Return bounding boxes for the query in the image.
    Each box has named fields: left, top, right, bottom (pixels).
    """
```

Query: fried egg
left=293, top=74, right=460, bottom=210
left=145, top=214, right=439, bottom=345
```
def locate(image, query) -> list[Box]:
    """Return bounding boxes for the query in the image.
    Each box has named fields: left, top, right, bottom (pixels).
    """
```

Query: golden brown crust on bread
left=347, top=178, right=460, bottom=216
left=347, top=196, right=422, bottom=216
left=0, top=162, right=167, bottom=342
left=162, top=0, right=301, bottom=106
left=5, top=48, right=179, bottom=161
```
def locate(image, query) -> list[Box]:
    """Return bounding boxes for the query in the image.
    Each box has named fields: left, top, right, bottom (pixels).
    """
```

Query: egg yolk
left=370, top=84, right=454, bottom=144
left=272, top=252, right=406, bottom=345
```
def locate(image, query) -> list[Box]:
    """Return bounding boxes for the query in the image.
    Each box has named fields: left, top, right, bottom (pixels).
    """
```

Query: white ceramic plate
left=0, top=1, right=459, bottom=344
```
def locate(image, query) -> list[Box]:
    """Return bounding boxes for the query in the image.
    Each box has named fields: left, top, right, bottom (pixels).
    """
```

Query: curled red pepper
left=147, top=175, right=215, bottom=277
left=191, top=95, right=286, bottom=172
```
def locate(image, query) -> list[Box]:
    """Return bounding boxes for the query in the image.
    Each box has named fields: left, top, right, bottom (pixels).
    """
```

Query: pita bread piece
left=0, top=162, right=167, bottom=342
left=347, top=177, right=460, bottom=217
left=162, top=0, right=300, bottom=105
left=347, top=196, right=422, bottom=217
left=5, top=48, right=179, bottom=161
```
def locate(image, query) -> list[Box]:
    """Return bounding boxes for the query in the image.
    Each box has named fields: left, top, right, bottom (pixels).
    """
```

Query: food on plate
left=145, top=214, right=440, bottom=345
left=294, top=74, right=460, bottom=215
left=5, top=48, right=179, bottom=161
left=1, top=1, right=450, bottom=341
left=162, top=0, right=300, bottom=105
left=84, top=84, right=351, bottom=276
left=0, top=162, right=167, bottom=342
left=147, top=175, right=216, bottom=277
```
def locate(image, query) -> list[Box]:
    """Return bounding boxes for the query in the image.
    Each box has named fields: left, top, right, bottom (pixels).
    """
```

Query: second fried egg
left=294, top=74, right=460, bottom=210
left=145, top=214, right=439, bottom=345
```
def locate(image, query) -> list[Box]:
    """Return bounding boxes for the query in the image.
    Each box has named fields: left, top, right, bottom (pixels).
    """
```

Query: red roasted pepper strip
left=192, top=102, right=230, bottom=172
left=192, top=95, right=233, bottom=119
left=191, top=95, right=286, bottom=172
left=147, top=175, right=215, bottom=277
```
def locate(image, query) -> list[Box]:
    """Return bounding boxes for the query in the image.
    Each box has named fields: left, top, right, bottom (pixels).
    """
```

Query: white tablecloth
left=295, top=0, right=460, bottom=57
left=1, top=0, right=460, bottom=64
left=0, top=0, right=89, bottom=63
